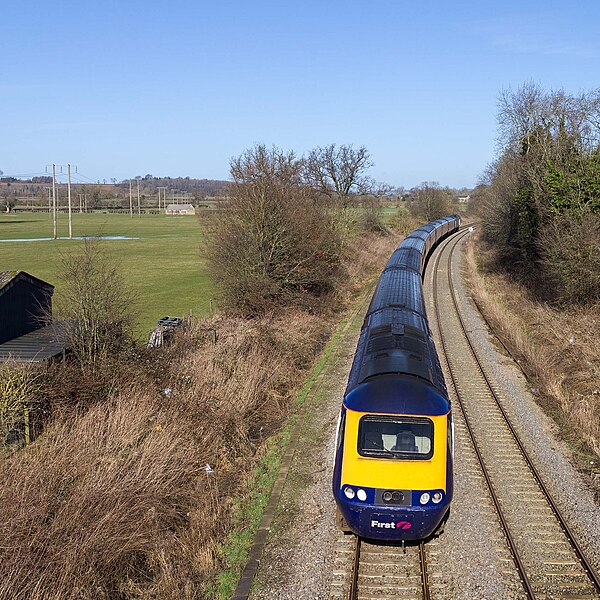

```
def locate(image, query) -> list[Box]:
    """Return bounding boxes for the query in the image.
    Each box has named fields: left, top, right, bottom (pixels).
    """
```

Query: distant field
left=0, top=212, right=214, bottom=337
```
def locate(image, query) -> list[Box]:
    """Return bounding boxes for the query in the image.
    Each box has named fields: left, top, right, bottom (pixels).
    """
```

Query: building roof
left=166, top=203, right=195, bottom=211
left=0, top=322, right=68, bottom=363
left=0, top=271, right=54, bottom=298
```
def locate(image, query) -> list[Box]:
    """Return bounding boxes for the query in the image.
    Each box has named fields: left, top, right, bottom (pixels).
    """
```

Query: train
left=332, top=215, right=461, bottom=541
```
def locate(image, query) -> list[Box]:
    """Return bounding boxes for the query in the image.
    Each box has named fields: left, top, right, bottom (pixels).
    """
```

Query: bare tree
left=51, top=241, right=135, bottom=372
left=409, top=182, right=452, bottom=222
left=205, top=144, right=341, bottom=314
left=304, top=144, right=374, bottom=206
left=3, top=195, right=16, bottom=213
left=498, top=82, right=600, bottom=159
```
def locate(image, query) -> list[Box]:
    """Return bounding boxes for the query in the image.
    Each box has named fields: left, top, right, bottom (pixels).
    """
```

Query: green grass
left=0, top=212, right=214, bottom=337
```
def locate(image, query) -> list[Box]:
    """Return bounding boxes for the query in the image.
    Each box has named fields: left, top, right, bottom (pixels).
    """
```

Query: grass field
left=0, top=212, right=214, bottom=337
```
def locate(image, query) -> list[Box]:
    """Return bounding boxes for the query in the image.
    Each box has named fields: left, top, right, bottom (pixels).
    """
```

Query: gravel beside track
left=245, top=230, right=600, bottom=600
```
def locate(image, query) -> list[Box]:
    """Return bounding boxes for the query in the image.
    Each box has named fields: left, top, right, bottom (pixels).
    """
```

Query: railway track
left=330, top=531, right=440, bottom=600
left=431, top=228, right=600, bottom=599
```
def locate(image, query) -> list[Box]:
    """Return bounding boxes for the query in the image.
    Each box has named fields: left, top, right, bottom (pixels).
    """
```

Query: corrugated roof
left=0, top=271, right=19, bottom=291
left=0, top=322, right=68, bottom=363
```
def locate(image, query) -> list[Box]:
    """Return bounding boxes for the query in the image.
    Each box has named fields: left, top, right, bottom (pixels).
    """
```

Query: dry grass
left=0, top=230, right=398, bottom=599
left=0, top=312, right=322, bottom=599
left=342, top=231, right=399, bottom=296
left=464, top=235, right=600, bottom=463
left=0, top=388, right=202, bottom=599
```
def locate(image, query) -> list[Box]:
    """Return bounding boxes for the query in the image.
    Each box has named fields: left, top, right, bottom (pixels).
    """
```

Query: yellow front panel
left=340, top=409, right=448, bottom=491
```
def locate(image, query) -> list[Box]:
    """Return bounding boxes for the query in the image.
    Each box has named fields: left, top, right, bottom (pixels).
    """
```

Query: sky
left=2, top=0, right=599, bottom=189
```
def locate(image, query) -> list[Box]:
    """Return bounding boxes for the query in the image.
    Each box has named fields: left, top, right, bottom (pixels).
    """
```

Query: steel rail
left=347, top=537, right=431, bottom=600
left=348, top=536, right=361, bottom=600
left=443, top=229, right=600, bottom=596
left=431, top=228, right=536, bottom=600
left=419, top=542, right=431, bottom=600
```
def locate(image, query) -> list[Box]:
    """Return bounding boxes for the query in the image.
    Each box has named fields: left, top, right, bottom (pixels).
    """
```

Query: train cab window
left=358, top=415, right=434, bottom=460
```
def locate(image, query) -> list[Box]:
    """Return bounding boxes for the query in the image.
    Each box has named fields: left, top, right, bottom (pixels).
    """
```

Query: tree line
left=478, top=82, right=600, bottom=303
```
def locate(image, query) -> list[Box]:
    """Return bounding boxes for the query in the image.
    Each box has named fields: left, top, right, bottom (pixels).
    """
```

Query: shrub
left=408, top=182, right=452, bottom=222
left=51, top=240, right=135, bottom=372
left=538, top=211, right=600, bottom=304
left=0, top=363, right=39, bottom=447
left=204, top=145, right=342, bottom=314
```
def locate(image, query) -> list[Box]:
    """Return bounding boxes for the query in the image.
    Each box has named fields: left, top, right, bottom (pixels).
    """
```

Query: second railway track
left=431, top=229, right=600, bottom=600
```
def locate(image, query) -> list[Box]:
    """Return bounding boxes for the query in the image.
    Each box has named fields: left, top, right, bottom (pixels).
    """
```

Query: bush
left=205, top=145, right=342, bottom=315
left=408, top=182, right=452, bottom=222
left=538, top=211, right=600, bottom=304
left=0, top=311, right=325, bottom=599
left=52, top=240, right=135, bottom=372
left=0, top=363, right=39, bottom=447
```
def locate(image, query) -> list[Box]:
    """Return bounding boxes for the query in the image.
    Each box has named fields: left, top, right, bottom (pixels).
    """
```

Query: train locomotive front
left=332, top=216, right=459, bottom=541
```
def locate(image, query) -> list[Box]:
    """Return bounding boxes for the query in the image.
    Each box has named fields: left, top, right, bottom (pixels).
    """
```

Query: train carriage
left=333, top=215, right=460, bottom=541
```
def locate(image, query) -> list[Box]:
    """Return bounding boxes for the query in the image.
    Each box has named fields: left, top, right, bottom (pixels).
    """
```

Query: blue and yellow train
left=332, top=215, right=460, bottom=541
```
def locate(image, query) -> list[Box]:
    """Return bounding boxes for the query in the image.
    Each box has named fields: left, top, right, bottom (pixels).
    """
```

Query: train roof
left=366, top=268, right=425, bottom=319
left=345, top=309, right=447, bottom=396
left=344, top=374, right=450, bottom=416
left=344, top=216, right=459, bottom=402
left=384, top=247, right=422, bottom=273
left=397, top=236, right=426, bottom=253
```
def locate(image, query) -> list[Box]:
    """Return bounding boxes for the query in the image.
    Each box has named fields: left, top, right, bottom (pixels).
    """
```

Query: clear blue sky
left=2, top=0, right=599, bottom=188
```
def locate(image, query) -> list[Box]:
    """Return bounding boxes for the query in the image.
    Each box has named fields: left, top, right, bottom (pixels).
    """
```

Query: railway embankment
left=0, top=228, right=398, bottom=600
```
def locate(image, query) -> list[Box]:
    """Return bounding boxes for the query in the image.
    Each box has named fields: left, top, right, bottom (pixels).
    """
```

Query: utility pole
left=47, top=187, right=51, bottom=216
left=129, top=179, right=133, bottom=217
left=79, top=193, right=83, bottom=213
left=67, top=163, right=73, bottom=239
left=51, top=164, right=57, bottom=239
left=137, top=179, right=141, bottom=216
left=157, top=186, right=167, bottom=212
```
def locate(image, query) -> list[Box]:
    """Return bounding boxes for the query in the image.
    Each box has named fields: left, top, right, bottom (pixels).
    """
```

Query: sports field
left=0, top=212, right=214, bottom=337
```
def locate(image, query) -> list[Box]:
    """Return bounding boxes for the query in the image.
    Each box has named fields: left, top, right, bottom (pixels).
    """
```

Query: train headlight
left=432, top=492, right=443, bottom=504
left=419, top=492, right=431, bottom=505
left=382, top=491, right=393, bottom=502
left=343, top=486, right=355, bottom=500
left=356, top=489, right=367, bottom=501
